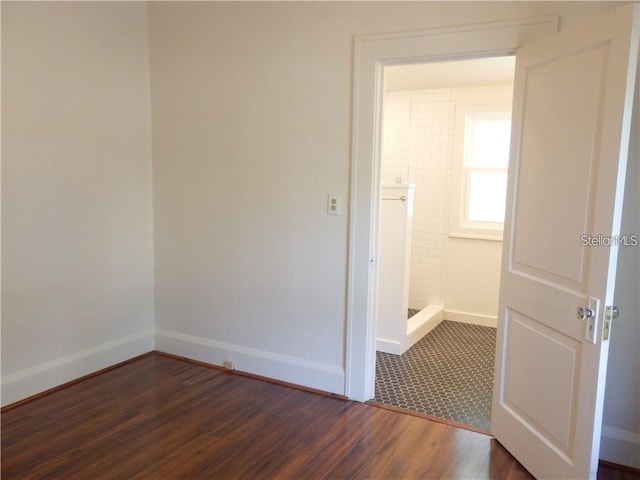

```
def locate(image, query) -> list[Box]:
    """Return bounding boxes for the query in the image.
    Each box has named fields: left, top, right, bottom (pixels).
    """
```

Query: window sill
left=448, top=232, right=503, bottom=242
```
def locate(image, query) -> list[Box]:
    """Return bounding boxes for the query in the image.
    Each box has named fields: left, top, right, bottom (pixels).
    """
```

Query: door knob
left=576, top=306, right=594, bottom=321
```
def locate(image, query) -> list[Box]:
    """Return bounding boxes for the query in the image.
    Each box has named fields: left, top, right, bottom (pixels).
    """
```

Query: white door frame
left=345, top=16, right=559, bottom=401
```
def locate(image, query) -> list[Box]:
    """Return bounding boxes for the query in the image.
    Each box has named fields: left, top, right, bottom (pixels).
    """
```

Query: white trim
left=406, top=306, right=444, bottom=347
left=376, top=338, right=402, bottom=355
left=600, top=425, right=640, bottom=468
left=450, top=105, right=512, bottom=241
left=1, top=329, right=155, bottom=407
left=156, top=329, right=345, bottom=396
left=448, top=232, right=504, bottom=242
left=602, top=426, right=640, bottom=445
left=377, top=305, right=445, bottom=355
left=346, top=15, right=559, bottom=402
left=444, top=309, right=498, bottom=328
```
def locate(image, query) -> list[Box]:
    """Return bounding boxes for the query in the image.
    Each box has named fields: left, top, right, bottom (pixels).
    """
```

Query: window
left=450, top=105, right=511, bottom=240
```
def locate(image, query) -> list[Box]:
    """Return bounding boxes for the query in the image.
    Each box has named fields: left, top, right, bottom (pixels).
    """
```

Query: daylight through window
left=450, top=104, right=512, bottom=241
left=464, top=112, right=511, bottom=224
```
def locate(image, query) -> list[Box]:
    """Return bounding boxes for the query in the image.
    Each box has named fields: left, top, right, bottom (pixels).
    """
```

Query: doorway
left=373, top=56, right=515, bottom=431
left=344, top=17, right=558, bottom=404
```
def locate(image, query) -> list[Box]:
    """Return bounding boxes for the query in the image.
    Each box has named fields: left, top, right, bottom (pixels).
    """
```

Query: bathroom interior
left=374, top=55, right=515, bottom=430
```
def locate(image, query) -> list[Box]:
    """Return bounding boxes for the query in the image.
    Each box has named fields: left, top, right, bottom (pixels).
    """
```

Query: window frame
left=449, top=103, right=512, bottom=241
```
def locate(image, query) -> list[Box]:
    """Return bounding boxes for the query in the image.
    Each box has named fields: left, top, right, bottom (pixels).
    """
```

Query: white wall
left=444, top=85, right=512, bottom=325
left=381, top=89, right=453, bottom=310
left=1, top=2, right=155, bottom=406
left=148, top=2, right=351, bottom=393
left=445, top=238, right=503, bottom=326
left=376, top=185, right=414, bottom=354
left=381, top=85, right=510, bottom=324
left=600, top=61, right=640, bottom=468
left=2, top=0, right=634, bottom=428
left=146, top=0, right=630, bottom=395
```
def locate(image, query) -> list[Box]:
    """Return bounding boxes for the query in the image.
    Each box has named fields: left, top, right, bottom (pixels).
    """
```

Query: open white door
left=492, top=5, right=639, bottom=480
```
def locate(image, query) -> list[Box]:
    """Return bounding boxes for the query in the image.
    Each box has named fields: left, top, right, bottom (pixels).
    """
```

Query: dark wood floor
left=1, top=353, right=636, bottom=479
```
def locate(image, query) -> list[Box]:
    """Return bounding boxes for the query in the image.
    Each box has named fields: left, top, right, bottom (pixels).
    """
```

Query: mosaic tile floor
left=374, top=320, right=496, bottom=431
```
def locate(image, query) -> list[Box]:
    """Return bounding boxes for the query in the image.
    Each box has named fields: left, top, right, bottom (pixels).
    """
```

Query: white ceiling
left=384, top=55, right=516, bottom=91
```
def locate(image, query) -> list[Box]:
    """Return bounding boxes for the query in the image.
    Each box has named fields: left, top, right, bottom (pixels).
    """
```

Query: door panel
left=512, top=45, right=607, bottom=291
left=503, top=310, right=580, bottom=454
left=492, top=5, right=639, bottom=479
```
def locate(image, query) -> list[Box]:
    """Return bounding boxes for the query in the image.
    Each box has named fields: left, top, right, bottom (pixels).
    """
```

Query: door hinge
left=603, top=305, right=619, bottom=341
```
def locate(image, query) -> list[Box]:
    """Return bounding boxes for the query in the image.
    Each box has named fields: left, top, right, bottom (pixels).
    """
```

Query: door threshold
left=366, top=400, right=491, bottom=436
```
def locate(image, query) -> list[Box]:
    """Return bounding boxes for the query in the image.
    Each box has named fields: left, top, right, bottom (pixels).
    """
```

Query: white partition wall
left=376, top=185, right=414, bottom=354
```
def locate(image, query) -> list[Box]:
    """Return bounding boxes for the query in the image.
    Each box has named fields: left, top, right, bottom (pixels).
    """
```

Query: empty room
left=2, top=2, right=639, bottom=479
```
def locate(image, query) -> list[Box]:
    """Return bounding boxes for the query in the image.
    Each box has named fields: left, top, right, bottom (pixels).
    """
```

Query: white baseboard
left=406, top=305, right=444, bottom=349
left=1, top=329, right=155, bottom=407
left=444, top=309, right=497, bottom=328
left=600, top=425, right=640, bottom=468
left=376, top=306, right=444, bottom=355
left=376, top=338, right=402, bottom=355
left=155, top=329, right=345, bottom=396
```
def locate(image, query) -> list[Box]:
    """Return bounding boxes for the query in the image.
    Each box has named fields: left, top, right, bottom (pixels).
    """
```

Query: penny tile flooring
left=374, top=320, right=496, bottom=431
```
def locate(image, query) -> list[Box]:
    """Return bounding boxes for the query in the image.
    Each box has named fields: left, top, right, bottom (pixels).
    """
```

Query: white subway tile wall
left=381, top=89, right=455, bottom=310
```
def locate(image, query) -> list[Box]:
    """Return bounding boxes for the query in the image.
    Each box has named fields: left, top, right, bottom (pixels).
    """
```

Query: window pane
left=467, top=115, right=511, bottom=168
left=468, top=171, right=507, bottom=223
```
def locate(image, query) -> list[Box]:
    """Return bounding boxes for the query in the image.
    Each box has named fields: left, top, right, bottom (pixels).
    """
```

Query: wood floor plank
left=438, top=432, right=494, bottom=480
left=2, top=353, right=635, bottom=479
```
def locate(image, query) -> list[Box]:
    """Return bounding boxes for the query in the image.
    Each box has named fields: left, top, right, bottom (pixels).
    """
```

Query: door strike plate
left=583, top=297, right=600, bottom=344
left=603, top=305, right=619, bottom=341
